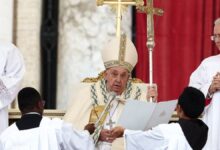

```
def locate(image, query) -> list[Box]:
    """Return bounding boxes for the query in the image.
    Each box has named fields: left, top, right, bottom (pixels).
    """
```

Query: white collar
left=23, top=112, right=41, bottom=116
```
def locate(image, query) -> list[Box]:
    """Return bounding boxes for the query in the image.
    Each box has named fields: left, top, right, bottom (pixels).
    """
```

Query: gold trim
left=119, top=34, right=126, bottom=63
left=104, top=60, right=133, bottom=72
left=137, top=6, right=164, bottom=16
left=82, top=71, right=105, bottom=83
left=96, top=0, right=104, bottom=6
left=136, top=0, right=144, bottom=7
left=82, top=71, right=143, bottom=83
left=89, top=105, right=107, bottom=126
left=130, top=78, right=144, bottom=83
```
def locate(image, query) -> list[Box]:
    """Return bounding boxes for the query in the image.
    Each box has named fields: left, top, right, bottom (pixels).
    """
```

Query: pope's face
left=104, top=66, right=130, bottom=95
left=213, top=24, right=220, bottom=50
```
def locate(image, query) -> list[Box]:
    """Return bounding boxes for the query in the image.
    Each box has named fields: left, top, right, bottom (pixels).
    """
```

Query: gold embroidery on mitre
left=119, top=34, right=126, bottom=63
left=104, top=60, right=133, bottom=72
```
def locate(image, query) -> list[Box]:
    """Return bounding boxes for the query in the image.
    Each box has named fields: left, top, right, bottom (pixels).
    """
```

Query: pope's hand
left=99, top=129, right=114, bottom=143
left=146, top=84, right=158, bottom=101
left=110, top=126, right=125, bottom=138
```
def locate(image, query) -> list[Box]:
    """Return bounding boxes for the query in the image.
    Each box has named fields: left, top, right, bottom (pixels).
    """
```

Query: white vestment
left=124, top=123, right=192, bottom=150
left=189, top=54, right=220, bottom=150
left=0, top=117, right=95, bottom=150
left=0, top=42, right=25, bottom=133
left=64, top=79, right=149, bottom=150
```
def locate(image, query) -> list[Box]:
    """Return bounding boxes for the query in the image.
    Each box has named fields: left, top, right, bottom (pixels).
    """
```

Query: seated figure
left=64, top=35, right=157, bottom=150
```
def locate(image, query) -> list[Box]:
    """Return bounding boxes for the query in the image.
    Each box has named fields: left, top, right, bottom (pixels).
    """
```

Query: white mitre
left=101, top=35, right=138, bottom=72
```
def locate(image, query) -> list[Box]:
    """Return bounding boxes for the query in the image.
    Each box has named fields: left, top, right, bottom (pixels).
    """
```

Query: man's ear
left=176, top=104, right=179, bottom=110
left=37, top=101, right=43, bottom=109
left=103, top=70, right=108, bottom=80
left=176, top=104, right=184, bottom=116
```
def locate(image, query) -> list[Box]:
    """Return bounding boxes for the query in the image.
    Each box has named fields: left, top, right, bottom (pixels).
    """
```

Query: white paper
left=117, top=99, right=177, bottom=130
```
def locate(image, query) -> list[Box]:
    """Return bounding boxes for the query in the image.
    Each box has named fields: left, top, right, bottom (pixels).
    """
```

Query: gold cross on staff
left=137, top=0, right=164, bottom=49
left=97, top=0, right=144, bottom=37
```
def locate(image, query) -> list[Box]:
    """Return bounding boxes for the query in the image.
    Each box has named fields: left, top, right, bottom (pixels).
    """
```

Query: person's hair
left=214, top=18, right=220, bottom=25
left=178, top=87, right=205, bottom=118
left=18, top=87, right=42, bottom=112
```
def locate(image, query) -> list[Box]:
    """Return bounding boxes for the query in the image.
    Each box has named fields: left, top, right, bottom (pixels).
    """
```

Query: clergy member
left=64, top=35, right=157, bottom=150
left=111, top=87, right=208, bottom=150
left=0, top=42, right=25, bottom=134
left=189, top=18, right=220, bottom=150
left=0, top=87, right=95, bottom=150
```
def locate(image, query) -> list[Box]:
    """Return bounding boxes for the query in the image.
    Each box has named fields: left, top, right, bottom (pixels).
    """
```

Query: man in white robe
left=111, top=87, right=208, bottom=150
left=189, top=18, right=220, bottom=150
left=0, top=87, right=95, bottom=150
left=0, top=42, right=25, bottom=134
left=64, top=35, right=157, bottom=150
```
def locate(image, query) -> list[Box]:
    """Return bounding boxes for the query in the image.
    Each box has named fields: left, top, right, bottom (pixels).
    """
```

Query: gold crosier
left=137, top=0, right=163, bottom=102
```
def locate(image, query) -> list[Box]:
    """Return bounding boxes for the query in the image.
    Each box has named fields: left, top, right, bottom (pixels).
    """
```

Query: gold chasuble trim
left=89, top=105, right=107, bottom=126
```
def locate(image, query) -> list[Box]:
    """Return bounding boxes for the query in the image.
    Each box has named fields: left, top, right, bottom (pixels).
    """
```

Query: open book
left=117, top=99, right=177, bottom=131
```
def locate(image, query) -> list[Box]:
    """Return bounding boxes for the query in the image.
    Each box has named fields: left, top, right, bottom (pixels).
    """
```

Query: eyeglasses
left=210, top=34, right=220, bottom=41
